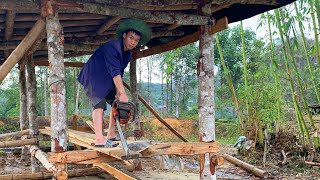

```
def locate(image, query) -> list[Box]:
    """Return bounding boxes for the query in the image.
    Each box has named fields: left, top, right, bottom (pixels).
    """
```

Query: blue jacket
left=77, top=39, right=132, bottom=106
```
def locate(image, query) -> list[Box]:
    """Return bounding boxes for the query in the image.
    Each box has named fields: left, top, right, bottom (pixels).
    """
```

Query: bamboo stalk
left=123, top=81, right=188, bottom=142
left=0, top=138, right=37, bottom=148
left=0, top=129, right=30, bottom=139
left=309, top=0, right=320, bottom=65
left=224, top=154, right=268, bottom=178
left=0, top=168, right=105, bottom=180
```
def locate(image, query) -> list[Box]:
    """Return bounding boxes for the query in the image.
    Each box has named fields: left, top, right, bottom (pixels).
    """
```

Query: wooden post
left=129, top=59, right=141, bottom=137
left=46, top=1, right=68, bottom=179
left=19, top=60, right=29, bottom=161
left=26, top=55, right=40, bottom=172
left=198, top=2, right=216, bottom=179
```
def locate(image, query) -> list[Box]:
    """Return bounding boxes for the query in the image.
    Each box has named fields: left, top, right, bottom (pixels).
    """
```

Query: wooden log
left=76, top=2, right=213, bottom=25
left=131, top=4, right=197, bottom=11
left=305, top=161, right=320, bottom=166
left=224, top=154, right=269, bottom=178
left=29, top=145, right=58, bottom=172
left=139, top=142, right=219, bottom=157
left=48, top=150, right=118, bottom=164
left=96, top=16, right=121, bottom=35
left=0, top=129, right=30, bottom=139
left=0, top=138, right=37, bottom=148
left=123, top=81, right=188, bottom=142
left=15, top=13, right=106, bottom=21
left=0, top=167, right=105, bottom=180
left=4, top=10, right=15, bottom=40
left=71, top=115, right=81, bottom=150
left=167, top=23, right=181, bottom=30
left=94, top=163, right=138, bottom=180
left=15, top=20, right=102, bottom=29
left=68, top=0, right=196, bottom=7
left=134, top=17, right=228, bottom=59
left=0, top=18, right=46, bottom=82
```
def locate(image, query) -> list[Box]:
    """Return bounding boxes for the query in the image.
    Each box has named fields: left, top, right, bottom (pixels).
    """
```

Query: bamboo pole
left=123, top=81, right=188, bottom=142
left=0, top=138, right=37, bottom=148
left=309, top=0, right=320, bottom=65
left=0, top=168, right=104, bottom=180
left=0, top=18, right=46, bottom=82
left=0, top=129, right=30, bottom=139
left=224, top=154, right=268, bottom=178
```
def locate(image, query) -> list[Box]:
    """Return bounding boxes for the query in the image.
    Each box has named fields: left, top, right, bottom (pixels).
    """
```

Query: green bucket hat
left=116, top=18, right=152, bottom=46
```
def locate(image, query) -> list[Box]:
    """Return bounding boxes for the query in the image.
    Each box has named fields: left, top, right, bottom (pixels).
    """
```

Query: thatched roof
left=0, top=0, right=295, bottom=65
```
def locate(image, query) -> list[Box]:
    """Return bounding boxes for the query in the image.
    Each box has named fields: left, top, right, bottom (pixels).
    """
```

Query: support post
left=198, top=25, right=216, bottom=179
left=19, top=60, right=29, bottom=161
left=26, top=55, right=40, bottom=172
left=46, top=1, right=68, bottom=179
left=129, top=59, right=141, bottom=137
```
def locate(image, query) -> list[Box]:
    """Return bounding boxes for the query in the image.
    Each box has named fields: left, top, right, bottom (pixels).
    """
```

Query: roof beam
left=4, top=10, right=15, bottom=40
left=96, top=16, right=121, bottom=35
left=0, top=18, right=46, bottom=83
left=76, top=2, right=213, bottom=25
left=134, top=17, right=228, bottom=59
left=67, top=0, right=197, bottom=7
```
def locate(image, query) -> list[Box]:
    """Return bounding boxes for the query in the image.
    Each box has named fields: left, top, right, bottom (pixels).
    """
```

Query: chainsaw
left=111, top=100, right=136, bottom=159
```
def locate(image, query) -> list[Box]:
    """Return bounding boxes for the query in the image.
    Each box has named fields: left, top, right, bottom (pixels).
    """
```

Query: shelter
left=0, top=0, right=295, bottom=179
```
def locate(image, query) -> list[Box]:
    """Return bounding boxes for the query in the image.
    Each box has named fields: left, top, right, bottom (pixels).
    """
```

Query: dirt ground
left=0, top=117, right=320, bottom=179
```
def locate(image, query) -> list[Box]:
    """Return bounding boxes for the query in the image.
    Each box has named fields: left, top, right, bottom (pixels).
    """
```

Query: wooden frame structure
left=0, top=0, right=295, bottom=179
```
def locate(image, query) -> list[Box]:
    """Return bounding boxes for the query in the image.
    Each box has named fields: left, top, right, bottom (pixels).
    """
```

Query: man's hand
left=118, top=93, right=128, bottom=102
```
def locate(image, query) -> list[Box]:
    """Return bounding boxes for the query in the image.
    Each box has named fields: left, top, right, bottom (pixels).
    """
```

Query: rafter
left=96, top=16, right=121, bottom=35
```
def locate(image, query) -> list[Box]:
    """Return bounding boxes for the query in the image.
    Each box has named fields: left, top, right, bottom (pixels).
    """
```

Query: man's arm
left=113, top=75, right=128, bottom=102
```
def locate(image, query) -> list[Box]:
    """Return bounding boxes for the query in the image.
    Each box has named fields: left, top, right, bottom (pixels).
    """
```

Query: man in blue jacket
left=78, top=19, right=151, bottom=147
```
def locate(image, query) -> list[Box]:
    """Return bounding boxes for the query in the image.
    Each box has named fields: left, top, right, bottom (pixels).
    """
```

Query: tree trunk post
left=19, top=60, right=29, bottom=161
left=46, top=1, right=68, bottom=179
left=130, top=59, right=141, bottom=135
left=26, top=55, right=40, bottom=172
left=198, top=25, right=216, bottom=179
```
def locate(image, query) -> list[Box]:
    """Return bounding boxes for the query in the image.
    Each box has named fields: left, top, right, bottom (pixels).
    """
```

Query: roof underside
left=0, top=0, right=295, bottom=64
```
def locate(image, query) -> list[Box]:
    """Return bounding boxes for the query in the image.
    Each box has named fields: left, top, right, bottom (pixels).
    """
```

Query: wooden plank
left=94, top=163, right=138, bottom=180
left=48, top=150, right=118, bottom=164
left=134, top=17, right=228, bottom=59
left=139, top=142, right=220, bottom=157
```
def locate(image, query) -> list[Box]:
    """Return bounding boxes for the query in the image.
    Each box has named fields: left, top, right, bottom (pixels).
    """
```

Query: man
left=77, top=19, right=151, bottom=147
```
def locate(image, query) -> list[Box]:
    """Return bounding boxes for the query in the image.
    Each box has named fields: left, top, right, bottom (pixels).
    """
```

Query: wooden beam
left=4, top=10, right=15, bottom=40
left=0, top=129, right=30, bottom=139
left=134, top=17, right=228, bottom=59
left=96, top=16, right=121, bottom=35
left=0, top=138, right=37, bottom=148
left=139, top=142, right=219, bottom=156
left=93, top=163, right=138, bottom=180
left=48, top=150, right=118, bottom=164
left=68, top=0, right=196, bottom=7
left=123, top=81, right=188, bottom=142
left=15, top=13, right=107, bottom=21
left=167, top=23, right=181, bottom=31
left=0, top=168, right=106, bottom=180
left=0, top=18, right=46, bottom=82
left=76, top=2, right=213, bottom=25
left=14, top=20, right=102, bottom=29
left=152, top=30, right=184, bottom=37
left=131, top=4, right=197, bottom=11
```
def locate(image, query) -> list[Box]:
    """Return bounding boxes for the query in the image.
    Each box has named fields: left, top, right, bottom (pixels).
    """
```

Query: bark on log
left=0, top=138, right=37, bottom=148
left=0, top=168, right=105, bottom=180
left=76, top=2, right=213, bottom=25
left=123, top=81, right=188, bottom=142
left=224, top=154, right=269, bottom=178
left=14, top=13, right=106, bottom=21
left=198, top=25, right=216, bottom=179
left=4, top=10, right=15, bottom=40
left=29, top=145, right=58, bottom=172
left=26, top=54, right=40, bottom=173
left=0, top=18, right=46, bottom=82
left=0, top=129, right=30, bottom=139
left=129, top=59, right=141, bottom=136
left=68, top=0, right=196, bottom=7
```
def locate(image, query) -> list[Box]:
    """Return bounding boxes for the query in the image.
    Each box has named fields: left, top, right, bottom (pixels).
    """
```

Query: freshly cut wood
left=139, top=142, right=219, bottom=157
left=48, top=150, right=117, bottom=164
left=94, top=163, right=138, bottom=180
left=123, top=81, right=188, bottom=142
left=305, top=161, right=320, bottom=166
left=0, top=129, right=30, bottom=139
left=0, top=18, right=46, bottom=82
left=86, top=120, right=95, bottom=132
left=224, top=154, right=268, bottom=178
left=29, top=145, right=58, bottom=172
left=134, top=17, right=228, bottom=59
left=0, top=167, right=105, bottom=180
left=0, top=138, right=37, bottom=148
